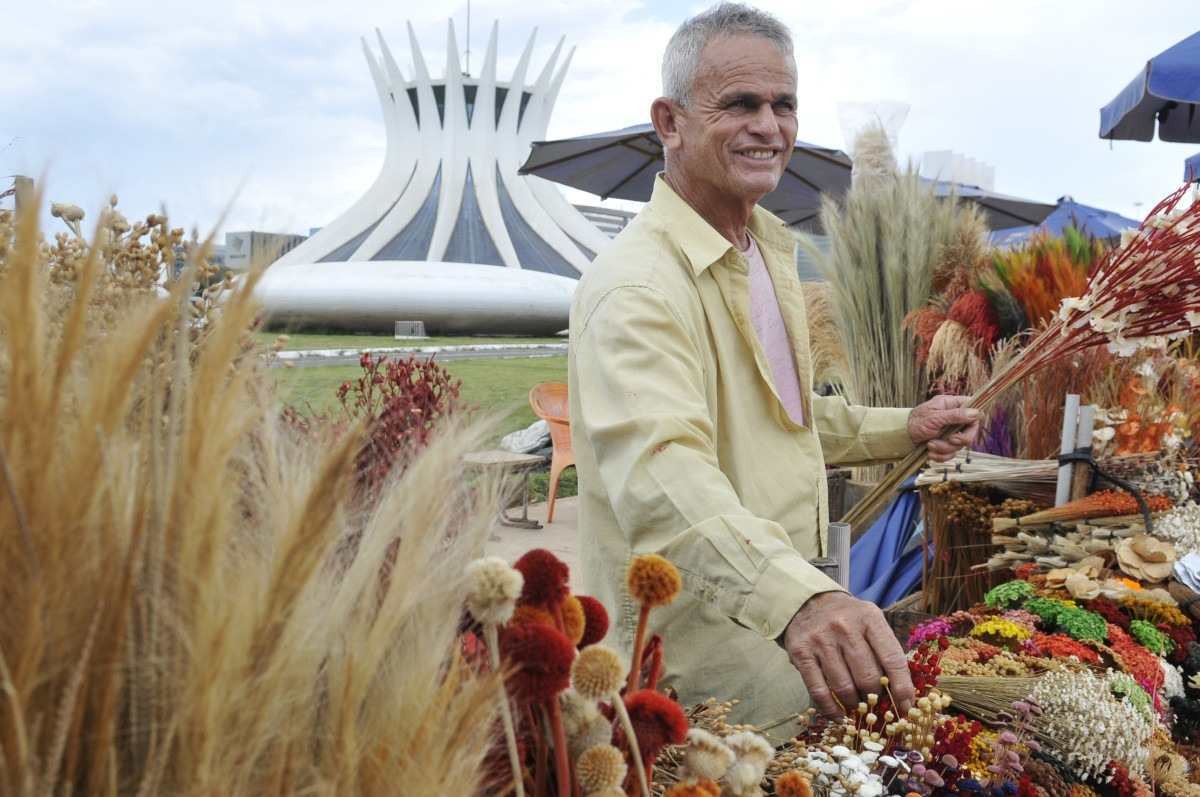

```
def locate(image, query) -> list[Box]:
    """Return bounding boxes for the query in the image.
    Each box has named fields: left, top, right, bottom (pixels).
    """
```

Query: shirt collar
left=646, top=174, right=796, bottom=276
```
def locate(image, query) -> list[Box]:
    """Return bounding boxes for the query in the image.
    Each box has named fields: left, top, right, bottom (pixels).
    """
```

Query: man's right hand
left=781, top=591, right=915, bottom=717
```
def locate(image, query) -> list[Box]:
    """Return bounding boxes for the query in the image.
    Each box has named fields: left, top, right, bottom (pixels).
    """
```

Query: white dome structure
left=257, top=21, right=610, bottom=335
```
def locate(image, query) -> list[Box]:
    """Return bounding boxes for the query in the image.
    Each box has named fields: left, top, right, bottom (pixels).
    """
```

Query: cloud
left=1, top=0, right=1196, bottom=237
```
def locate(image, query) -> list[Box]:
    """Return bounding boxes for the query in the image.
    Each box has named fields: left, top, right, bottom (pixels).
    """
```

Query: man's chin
left=730, top=174, right=783, bottom=205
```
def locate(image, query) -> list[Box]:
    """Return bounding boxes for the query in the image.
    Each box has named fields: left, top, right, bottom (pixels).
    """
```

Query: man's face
left=669, top=34, right=798, bottom=206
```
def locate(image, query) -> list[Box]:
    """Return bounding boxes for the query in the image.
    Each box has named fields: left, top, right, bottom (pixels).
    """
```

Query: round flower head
left=775, top=771, right=814, bottom=797
left=724, top=731, right=774, bottom=770
left=514, top=548, right=570, bottom=610
left=576, top=594, right=610, bottom=647
left=627, top=554, right=682, bottom=607
left=572, top=644, right=626, bottom=701
left=499, top=622, right=575, bottom=704
left=509, top=603, right=556, bottom=628
left=576, top=744, right=627, bottom=792
left=464, top=556, right=523, bottom=626
left=562, top=594, right=585, bottom=645
left=682, top=728, right=735, bottom=781
left=624, top=689, right=689, bottom=765
left=665, top=781, right=721, bottom=797
left=560, top=690, right=613, bottom=761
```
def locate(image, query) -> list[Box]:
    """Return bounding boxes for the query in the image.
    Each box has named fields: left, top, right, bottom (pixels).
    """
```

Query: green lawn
left=274, top=356, right=568, bottom=441
left=256, top=331, right=564, bottom=351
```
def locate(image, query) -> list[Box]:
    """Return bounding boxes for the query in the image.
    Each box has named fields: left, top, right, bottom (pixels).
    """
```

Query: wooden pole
left=1054, top=394, right=1080, bottom=507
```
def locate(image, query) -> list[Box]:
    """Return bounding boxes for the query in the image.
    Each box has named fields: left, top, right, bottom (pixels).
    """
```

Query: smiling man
left=568, top=2, right=980, bottom=733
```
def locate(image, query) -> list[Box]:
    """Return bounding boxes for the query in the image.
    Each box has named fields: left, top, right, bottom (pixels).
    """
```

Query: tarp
left=989, top=196, right=1141, bottom=248
left=1187, top=152, right=1200, bottom=182
left=1100, top=31, right=1200, bottom=142
left=850, top=479, right=925, bottom=607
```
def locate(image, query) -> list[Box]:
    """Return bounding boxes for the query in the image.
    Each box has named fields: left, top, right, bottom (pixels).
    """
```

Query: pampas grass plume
left=577, top=744, right=627, bottom=792
left=627, top=554, right=681, bottom=607
left=573, top=645, right=626, bottom=701
left=562, top=594, right=585, bottom=645
left=577, top=595, right=610, bottom=647
left=681, top=728, right=735, bottom=782
left=465, top=556, right=523, bottom=626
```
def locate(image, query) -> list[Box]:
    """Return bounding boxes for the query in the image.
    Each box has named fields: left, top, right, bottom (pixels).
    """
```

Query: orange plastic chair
left=528, top=382, right=575, bottom=524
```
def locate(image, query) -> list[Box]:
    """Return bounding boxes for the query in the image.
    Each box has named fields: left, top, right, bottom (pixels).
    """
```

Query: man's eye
left=775, top=101, right=797, bottom=113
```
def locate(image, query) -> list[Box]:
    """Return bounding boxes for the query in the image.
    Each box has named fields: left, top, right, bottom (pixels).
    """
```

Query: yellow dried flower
left=627, top=554, right=682, bottom=607
left=464, top=556, right=523, bottom=626
left=665, top=781, right=721, bottom=797
left=577, top=744, right=627, bottom=791
left=572, top=645, right=626, bottom=701
left=969, top=617, right=1031, bottom=642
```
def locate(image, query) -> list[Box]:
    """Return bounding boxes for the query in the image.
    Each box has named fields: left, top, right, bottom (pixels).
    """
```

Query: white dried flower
left=1030, top=669, right=1151, bottom=780
left=464, top=556, right=522, bottom=625
left=681, top=728, right=735, bottom=782
left=1158, top=503, right=1200, bottom=555
left=1162, top=661, right=1186, bottom=700
left=722, top=731, right=774, bottom=796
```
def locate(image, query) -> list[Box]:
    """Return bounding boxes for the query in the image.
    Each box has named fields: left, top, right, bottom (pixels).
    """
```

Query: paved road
left=270, top=345, right=567, bottom=368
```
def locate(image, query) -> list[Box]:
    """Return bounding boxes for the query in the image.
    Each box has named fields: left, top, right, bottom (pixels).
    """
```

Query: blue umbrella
left=1100, top=31, right=1200, bottom=142
left=1187, top=152, right=1200, bottom=182
left=989, top=196, right=1141, bottom=248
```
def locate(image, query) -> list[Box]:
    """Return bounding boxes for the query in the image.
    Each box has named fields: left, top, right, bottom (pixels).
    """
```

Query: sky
left=2, top=0, right=1197, bottom=239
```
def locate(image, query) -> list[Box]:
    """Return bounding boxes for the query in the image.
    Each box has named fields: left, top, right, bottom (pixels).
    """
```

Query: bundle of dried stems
left=844, top=184, right=1200, bottom=533
left=0, top=197, right=509, bottom=794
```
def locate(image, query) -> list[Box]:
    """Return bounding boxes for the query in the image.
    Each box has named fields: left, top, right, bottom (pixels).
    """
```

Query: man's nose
left=746, top=102, right=781, bottom=139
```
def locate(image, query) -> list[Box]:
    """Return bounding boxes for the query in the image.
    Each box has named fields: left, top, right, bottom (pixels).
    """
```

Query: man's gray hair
left=661, top=3, right=794, bottom=107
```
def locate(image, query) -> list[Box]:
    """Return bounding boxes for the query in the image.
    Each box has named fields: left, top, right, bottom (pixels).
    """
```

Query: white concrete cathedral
left=256, top=21, right=610, bottom=335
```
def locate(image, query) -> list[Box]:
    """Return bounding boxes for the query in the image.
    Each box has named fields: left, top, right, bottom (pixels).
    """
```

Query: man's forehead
left=694, top=36, right=797, bottom=95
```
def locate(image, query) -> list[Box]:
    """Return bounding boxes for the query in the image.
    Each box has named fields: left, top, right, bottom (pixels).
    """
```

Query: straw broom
left=843, top=184, right=1200, bottom=533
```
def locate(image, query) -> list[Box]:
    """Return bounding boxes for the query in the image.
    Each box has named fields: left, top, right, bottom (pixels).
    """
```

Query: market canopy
left=1100, top=30, right=1200, bottom=143
left=520, top=123, right=852, bottom=226
left=989, top=196, right=1141, bottom=249
left=925, top=180, right=1057, bottom=230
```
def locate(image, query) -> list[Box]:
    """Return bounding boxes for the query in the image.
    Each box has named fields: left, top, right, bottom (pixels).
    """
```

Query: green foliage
left=1023, top=596, right=1072, bottom=625
left=1056, top=607, right=1108, bottom=643
left=983, top=579, right=1035, bottom=610
left=1129, top=619, right=1174, bottom=656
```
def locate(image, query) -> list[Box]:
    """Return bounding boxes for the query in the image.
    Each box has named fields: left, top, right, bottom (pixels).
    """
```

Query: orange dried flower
left=664, top=780, right=721, bottom=797
left=562, top=595, right=585, bottom=645
left=775, top=771, right=814, bottom=797
left=624, top=689, right=689, bottom=765
left=509, top=604, right=555, bottom=628
left=628, top=554, right=682, bottom=607
left=499, top=622, right=575, bottom=705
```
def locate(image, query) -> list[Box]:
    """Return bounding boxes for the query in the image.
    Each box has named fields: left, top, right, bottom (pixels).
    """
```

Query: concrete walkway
left=485, top=495, right=581, bottom=586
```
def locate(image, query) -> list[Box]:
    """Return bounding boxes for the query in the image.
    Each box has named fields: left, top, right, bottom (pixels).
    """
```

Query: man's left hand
left=907, top=395, right=983, bottom=462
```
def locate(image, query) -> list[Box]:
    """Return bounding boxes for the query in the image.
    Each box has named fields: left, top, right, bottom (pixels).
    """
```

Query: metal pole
left=465, top=0, right=471, bottom=77
left=1054, top=394, right=1080, bottom=506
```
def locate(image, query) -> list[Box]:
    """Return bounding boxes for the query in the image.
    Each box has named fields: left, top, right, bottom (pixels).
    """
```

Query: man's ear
left=650, top=97, right=683, bottom=153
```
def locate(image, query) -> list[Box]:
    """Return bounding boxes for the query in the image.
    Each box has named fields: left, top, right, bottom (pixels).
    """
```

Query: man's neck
left=663, top=171, right=754, bottom=250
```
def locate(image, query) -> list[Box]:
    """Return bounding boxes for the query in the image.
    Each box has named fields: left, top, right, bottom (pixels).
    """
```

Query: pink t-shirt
left=742, top=234, right=805, bottom=426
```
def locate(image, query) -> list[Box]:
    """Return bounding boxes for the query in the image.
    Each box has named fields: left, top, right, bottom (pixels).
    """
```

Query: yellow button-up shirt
left=568, top=176, right=914, bottom=730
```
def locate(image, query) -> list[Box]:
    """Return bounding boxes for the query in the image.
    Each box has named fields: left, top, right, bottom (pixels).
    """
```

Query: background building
left=255, top=21, right=609, bottom=335
left=224, top=231, right=306, bottom=270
